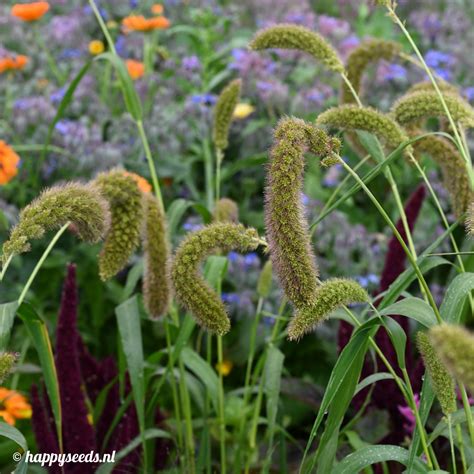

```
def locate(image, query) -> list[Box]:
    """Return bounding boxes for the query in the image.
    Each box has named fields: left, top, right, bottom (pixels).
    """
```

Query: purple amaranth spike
left=337, top=185, right=426, bottom=443
left=30, top=385, right=61, bottom=474
left=55, top=264, right=96, bottom=472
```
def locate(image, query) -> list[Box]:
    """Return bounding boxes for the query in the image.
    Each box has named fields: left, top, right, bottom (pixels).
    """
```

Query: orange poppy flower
left=0, top=388, right=32, bottom=426
left=14, top=55, right=29, bottom=69
left=122, top=14, right=170, bottom=32
left=11, top=1, right=50, bottom=22
left=151, top=4, right=164, bottom=15
left=125, top=59, right=145, bottom=81
left=0, top=55, right=29, bottom=74
left=0, top=141, right=21, bottom=185
left=123, top=171, right=152, bottom=193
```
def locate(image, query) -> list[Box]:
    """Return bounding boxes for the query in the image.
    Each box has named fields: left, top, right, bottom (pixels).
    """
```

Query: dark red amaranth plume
left=337, top=184, right=426, bottom=443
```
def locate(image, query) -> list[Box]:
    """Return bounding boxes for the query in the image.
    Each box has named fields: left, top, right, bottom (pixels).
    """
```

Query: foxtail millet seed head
left=93, top=169, right=144, bottom=281
left=212, top=79, right=242, bottom=151
left=249, top=23, right=344, bottom=74
left=142, top=193, right=170, bottom=319
left=0, top=352, right=18, bottom=384
left=213, top=198, right=239, bottom=223
left=171, top=223, right=259, bottom=335
left=416, top=331, right=456, bottom=416
left=429, top=324, right=474, bottom=393
left=2, top=183, right=110, bottom=263
left=287, top=278, right=368, bottom=341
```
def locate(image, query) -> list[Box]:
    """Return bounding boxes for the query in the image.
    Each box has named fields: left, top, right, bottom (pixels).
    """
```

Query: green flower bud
left=317, top=104, right=411, bottom=153
left=414, top=134, right=471, bottom=217
left=142, top=193, right=170, bottom=319
left=287, top=278, right=368, bottom=341
left=0, top=352, right=17, bottom=384
left=342, top=39, right=401, bottom=104
left=429, top=324, right=474, bottom=393
left=2, top=183, right=110, bottom=263
left=94, top=169, right=144, bottom=281
left=213, top=79, right=241, bottom=151
left=171, top=223, right=259, bottom=335
left=213, top=198, right=239, bottom=223
left=417, top=331, right=456, bottom=416
left=249, top=23, right=344, bottom=74
left=257, top=260, right=273, bottom=298
left=392, top=90, right=474, bottom=128
left=266, top=117, right=340, bottom=310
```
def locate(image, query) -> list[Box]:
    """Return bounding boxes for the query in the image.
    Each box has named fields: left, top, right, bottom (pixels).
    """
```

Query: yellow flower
left=215, top=359, right=233, bottom=376
left=106, top=20, right=118, bottom=29
left=233, top=103, right=255, bottom=120
left=89, top=40, right=105, bottom=56
left=0, top=388, right=32, bottom=425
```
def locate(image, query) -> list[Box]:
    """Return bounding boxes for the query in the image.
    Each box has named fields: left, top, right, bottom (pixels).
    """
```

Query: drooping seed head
left=0, top=352, right=18, bottom=384
left=265, top=117, right=340, bottom=310
left=317, top=104, right=411, bottom=154
left=429, top=324, right=474, bottom=393
left=212, top=79, right=241, bottom=151
left=406, top=80, right=459, bottom=96
left=142, top=193, right=170, bottom=319
left=391, top=90, right=474, bottom=128
left=2, top=183, right=110, bottom=263
left=93, top=169, right=144, bottom=280
left=213, top=198, right=239, bottom=223
left=413, top=133, right=471, bottom=217
left=249, top=23, right=344, bottom=74
left=342, top=39, right=401, bottom=104
left=171, top=223, right=259, bottom=335
left=416, top=331, right=456, bottom=416
left=287, top=278, right=368, bottom=341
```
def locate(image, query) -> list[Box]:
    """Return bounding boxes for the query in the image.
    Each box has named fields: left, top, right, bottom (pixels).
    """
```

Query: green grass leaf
left=379, top=297, right=437, bottom=328
left=17, top=302, right=62, bottom=452
left=0, top=301, right=18, bottom=351
left=439, top=273, right=474, bottom=323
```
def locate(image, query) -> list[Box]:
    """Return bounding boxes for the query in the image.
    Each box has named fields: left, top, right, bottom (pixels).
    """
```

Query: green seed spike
left=249, top=23, right=344, bottom=74
left=416, top=332, right=456, bottom=416
left=212, top=79, right=242, bottom=151
left=391, top=90, right=474, bottom=128
left=287, top=278, right=368, bottom=341
left=0, top=352, right=18, bottom=384
left=142, top=193, right=170, bottom=319
left=2, top=183, right=110, bottom=263
left=213, top=198, right=239, bottom=223
left=94, top=169, right=144, bottom=281
left=265, top=117, right=340, bottom=310
left=466, top=202, right=474, bottom=236
left=406, top=80, right=459, bottom=96
left=171, top=223, right=259, bottom=335
left=342, top=39, right=401, bottom=104
left=413, top=133, right=471, bottom=217
left=316, top=104, right=411, bottom=154
left=257, top=260, right=273, bottom=299
left=429, top=324, right=474, bottom=393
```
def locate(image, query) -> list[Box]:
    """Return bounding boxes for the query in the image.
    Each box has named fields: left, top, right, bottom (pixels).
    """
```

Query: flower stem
left=217, top=335, right=227, bottom=474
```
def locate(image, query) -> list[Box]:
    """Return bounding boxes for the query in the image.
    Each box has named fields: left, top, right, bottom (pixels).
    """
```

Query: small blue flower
left=50, top=87, right=66, bottom=104
left=190, top=94, right=217, bottom=106
left=243, top=253, right=259, bottom=267
left=383, top=63, right=407, bottom=81
left=228, top=251, right=240, bottom=263
left=221, top=292, right=240, bottom=304
left=464, top=87, right=474, bottom=102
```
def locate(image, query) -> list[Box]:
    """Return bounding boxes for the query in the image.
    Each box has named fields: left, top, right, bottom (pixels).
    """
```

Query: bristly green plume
left=429, top=324, right=474, bottom=392
left=466, top=202, right=474, bottom=236
left=249, top=23, right=344, bottom=74
left=142, top=193, right=170, bottom=319
left=287, top=279, right=368, bottom=341
left=0, top=352, right=17, bottom=384
left=213, top=198, right=239, bottom=223
left=416, top=331, right=456, bottom=416
left=413, top=133, right=471, bottom=217
left=317, top=104, right=411, bottom=153
left=2, top=183, right=110, bottom=263
left=171, top=223, right=259, bottom=335
left=342, top=39, right=401, bottom=104
left=94, top=169, right=144, bottom=281
left=392, top=90, right=474, bottom=128
left=212, top=79, right=241, bottom=151
left=406, top=80, right=459, bottom=96
left=257, top=260, right=273, bottom=298
left=265, top=117, right=340, bottom=310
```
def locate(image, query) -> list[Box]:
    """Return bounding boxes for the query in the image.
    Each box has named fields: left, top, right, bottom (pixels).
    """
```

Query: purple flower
left=398, top=394, right=420, bottom=434
left=464, top=87, right=474, bottom=102
left=377, top=63, right=407, bottom=82
left=182, top=55, right=201, bottom=71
